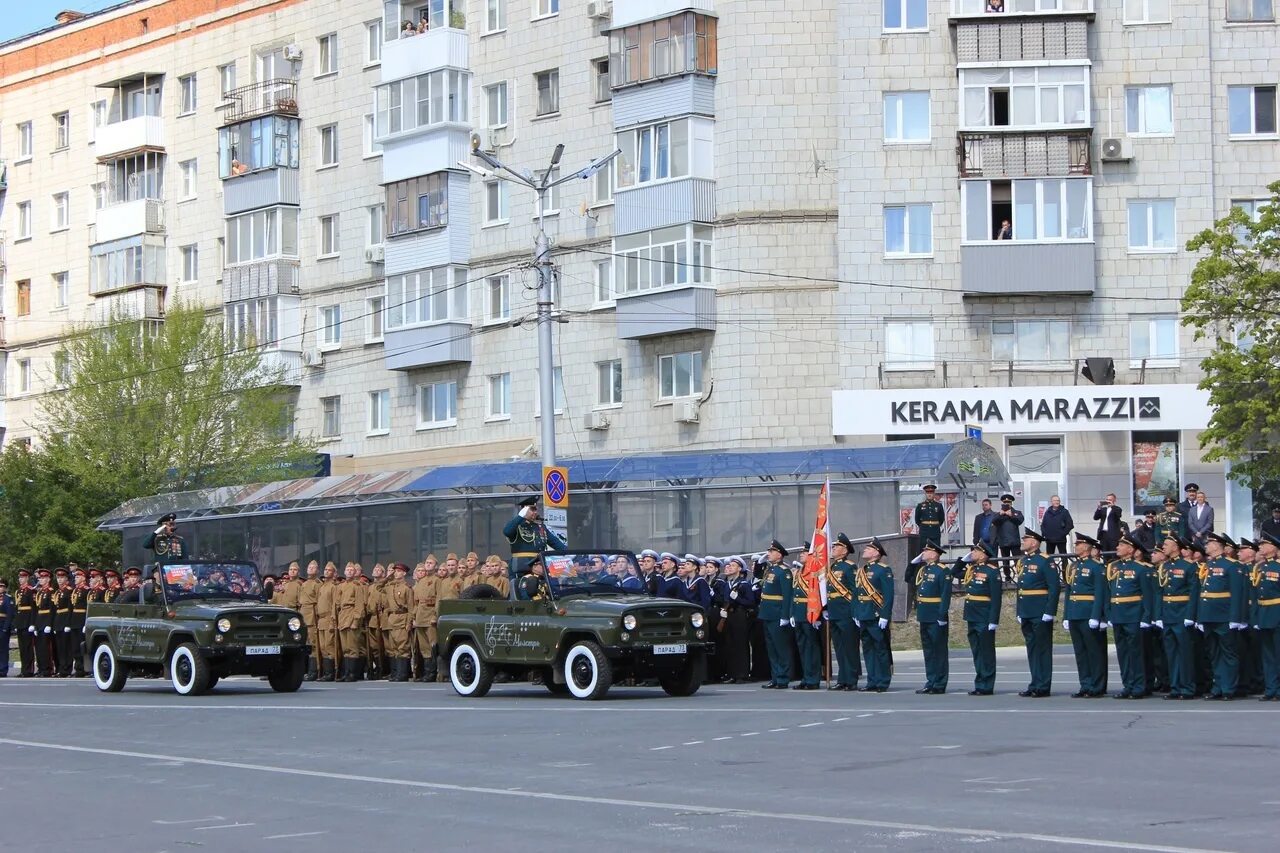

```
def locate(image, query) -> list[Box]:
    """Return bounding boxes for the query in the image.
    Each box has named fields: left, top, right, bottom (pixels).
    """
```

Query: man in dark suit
left=1093, top=493, right=1124, bottom=554
left=1260, top=506, right=1280, bottom=543
left=1187, top=490, right=1214, bottom=546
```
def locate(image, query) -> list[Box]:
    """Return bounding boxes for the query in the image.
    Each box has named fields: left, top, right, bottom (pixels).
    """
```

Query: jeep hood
left=173, top=601, right=298, bottom=619
left=559, top=595, right=696, bottom=615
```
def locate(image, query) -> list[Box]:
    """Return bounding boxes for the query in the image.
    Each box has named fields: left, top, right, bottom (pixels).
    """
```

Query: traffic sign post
left=965, top=424, right=983, bottom=442
left=542, top=466, right=569, bottom=542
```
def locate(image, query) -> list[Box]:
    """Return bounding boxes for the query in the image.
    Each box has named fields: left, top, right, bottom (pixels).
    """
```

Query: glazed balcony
left=958, top=129, right=1091, bottom=178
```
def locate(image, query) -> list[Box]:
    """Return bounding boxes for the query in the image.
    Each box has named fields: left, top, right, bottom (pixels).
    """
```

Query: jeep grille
left=636, top=610, right=688, bottom=640
left=229, top=611, right=284, bottom=642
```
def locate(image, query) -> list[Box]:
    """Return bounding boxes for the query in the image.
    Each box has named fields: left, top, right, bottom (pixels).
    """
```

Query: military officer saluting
left=143, top=513, right=188, bottom=562
left=1197, top=532, right=1246, bottom=700
left=963, top=542, right=1003, bottom=695
left=1154, top=497, right=1186, bottom=545
left=1156, top=534, right=1200, bottom=700
left=825, top=533, right=861, bottom=691
left=1064, top=534, right=1107, bottom=697
left=757, top=540, right=794, bottom=689
left=503, top=496, right=567, bottom=585
left=1251, top=531, right=1280, bottom=701
left=854, top=538, right=895, bottom=693
left=1105, top=534, right=1153, bottom=699
left=914, top=541, right=952, bottom=695
left=1015, top=529, right=1060, bottom=697
left=914, top=484, right=945, bottom=549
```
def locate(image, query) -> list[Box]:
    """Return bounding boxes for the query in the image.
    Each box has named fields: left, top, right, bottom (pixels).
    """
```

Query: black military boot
left=367, top=657, right=380, bottom=681
left=304, top=659, right=317, bottom=682
left=386, top=657, right=403, bottom=682
left=319, top=658, right=336, bottom=682
left=338, top=659, right=355, bottom=682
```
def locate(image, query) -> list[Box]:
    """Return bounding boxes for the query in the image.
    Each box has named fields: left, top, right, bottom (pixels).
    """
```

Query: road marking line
left=649, top=746, right=674, bottom=751
left=682, top=741, right=703, bottom=746
left=832, top=717, right=850, bottom=722
left=192, top=822, right=255, bottom=831
left=739, top=732, right=759, bottom=737
left=264, top=831, right=328, bottom=840
left=712, top=736, right=733, bottom=741
left=922, top=745, right=962, bottom=750
left=0, top=737, right=1223, bottom=853
left=153, top=816, right=225, bottom=825
left=768, top=728, right=788, bottom=732
left=857, top=713, right=874, bottom=718
left=798, top=722, right=823, bottom=728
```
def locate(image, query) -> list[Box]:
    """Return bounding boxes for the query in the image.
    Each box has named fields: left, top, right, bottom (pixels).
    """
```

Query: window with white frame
left=317, top=33, right=338, bottom=76
left=18, top=121, right=33, bottom=158
left=883, top=204, right=932, bottom=256
left=321, top=305, right=343, bottom=348
left=488, top=373, right=511, bottom=418
left=615, top=225, right=714, bottom=294
left=180, top=159, right=198, bottom=199
left=53, top=272, right=69, bottom=309
left=89, top=100, right=106, bottom=142
left=178, top=74, right=198, bottom=115
left=535, top=169, right=561, bottom=216
left=363, top=114, right=381, bottom=157
left=92, top=182, right=107, bottom=211
left=1130, top=316, right=1179, bottom=366
left=884, top=92, right=930, bottom=142
left=18, top=359, right=33, bottom=394
left=484, top=180, right=509, bottom=224
left=89, top=241, right=166, bottom=294
left=53, top=112, right=70, bottom=150
left=226, top=296, right=280, bottom=348
left=218, top=63, right=237, bottom=99
left=54, top=352, right=70, bottom=389
left=1123, top=0, right=1171, bottom=23
left=486, top=0, right=508, bottom=32
left=418, top=381, right=458, bottom=428
left=17, top=201, right=32, bottom=239
left=535, top=69, right=559, bottom=116
left=319, top=214, right=340, bottom=257
left=219, top=115, right=300, bottom=177
left=597, top=360, right=622, bottom=406
left=181, top=244, right=199, bottom=282
left=1227, top=0, right=1274, bottom=21
left=992, top=319, right=1070, bottom=365
left=659, top=352, right=703, bottom=399
left=321, top=396, right=341, bottom=437
left=368, top=389, right=391, bottom=434
left=373, top=69, right=471, bottom=137
left=1228, top=85, right=1277, bottom=136
left=367, top=203, right=385, bottom=247
left=366, top=295, right=385, bottom=343
left=884, top=0, right=927, bottom=31
left=1125, top=85, right=1173, bottom=135
left=962, top=178, right=1093, bottom=242
left=385, top=266, right=469, bottom=328
left=386, top=173, right=448, bottom=236
left=318, top=124, right=338, bottom=167
left=594, top=258, right=614, bottom=303
left=884, top=321, right=934, bottom=370
left=51, top=192, right=70, bottom=231
left=593, top=158, right=615, bottom=205
left=960, top=67, right=1089, bottom=129
left=955, top=0, right=1090, bottom=11
left=1127, top=199, right=1176, bottom=251
left=536, top=0, right=560, bottom=18
left=487, top=275, right=510, bottom=321
left=225, top=207, right=299, bottom=264
left=594, top=59, right=611, bottom=104
left=535, top=366, right=566, bottom=418
left=616, top=118, right=690, bottom=188
left=485, top=82, right=508, bottom=127
left=366, top=20, right=383, bottom=64
left=1231, top=198, right=1271, bottom=245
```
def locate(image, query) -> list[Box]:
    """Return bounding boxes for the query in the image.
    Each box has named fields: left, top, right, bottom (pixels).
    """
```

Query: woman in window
left=986, top=0, right=1005, bottom=11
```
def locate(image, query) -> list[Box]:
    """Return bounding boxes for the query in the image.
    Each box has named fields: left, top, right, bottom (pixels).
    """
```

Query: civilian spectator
left=1040, top=495, right=1074, bottom=557
left=986, top=0, right=1005, bottom=11
left=990, top=493, right=1025, bottom=581
left=973, top=498, right=996, bottom=549
left=995, top=219, right=1012, bottom=239
left=1262, top=505, right=1280, bottom=543
left=1093, top=493, right=1123, bottom=554
left=1131, top=511, right=1158, bottom=555
left=402, top=20, right=416, bottom=36
left=1187, top=490, right=1214, bottom=546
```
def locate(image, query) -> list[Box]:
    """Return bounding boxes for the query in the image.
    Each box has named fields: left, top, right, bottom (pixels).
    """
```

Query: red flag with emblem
left=803, top=479, right=831, bottom=625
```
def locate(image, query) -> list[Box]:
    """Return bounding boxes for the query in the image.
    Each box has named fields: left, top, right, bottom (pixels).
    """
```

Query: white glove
left=1088, top=619, right=1099, bottom=629
left=1140, top=622, right=1150, bottom=629
left=878, top=618, right=888, bottom=630
left=1041, top=614, right=1054, bottom=623
left=63, top=627, right=71, bottom=633
left=789, top=617, right=796, bottom=628
left=519, top=507, right=531, bottom=519
left=938, top=620, right=947, bottom=627
left=1183, top=619, right=1195, bottom=627
left=156, top=525, right=167, bottom=534
left=1154, top=620, right=1164, bottom=630
left=729, top=590, right=738, bottom=600
left=1062, top=620, right=1070, bottom=632
left=1196, top=623, right=1205, bottom=632
left=1228, top=622, right=1239, bottom=630
left=822, top=609, right=830, bottom=620
left=1254, top=625, right=1261, bottom=630
left=719, top=609, right=728, bottom=618
left=779, top=619, right=788, bottom=627
left=987, top=623, right=998, bottom=632
left=854, top=619, right=861, bottom=628
left=43, top=626, right=51, bottom=634
left=27, top=626, right=36, bottom=634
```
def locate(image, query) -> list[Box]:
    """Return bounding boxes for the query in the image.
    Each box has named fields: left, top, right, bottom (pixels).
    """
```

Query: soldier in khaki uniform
left=276, top=562, right=303, bottom=610
left=383, top=563, right=415, bottom=682
left=365, top=563, right=388, bottom=680
left=315, top=562, right=340, bottom=682
left=298, top=560, right=321, bottom=680
left=434, top=561, right=463, bottom=680
left=412, top=563, right=439, bottom=682
left=337, top=562, right=368, bottom=682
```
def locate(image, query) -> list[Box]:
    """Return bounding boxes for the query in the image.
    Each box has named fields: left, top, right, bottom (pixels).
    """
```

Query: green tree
left=1182, top=179, right=1280, bottom=489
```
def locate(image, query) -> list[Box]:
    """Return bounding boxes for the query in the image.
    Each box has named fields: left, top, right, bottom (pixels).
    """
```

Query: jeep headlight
left=287, top=617, right=302, bottom=632
left=216, top=618, right=232, bottom=633
left=623, top=614, right=637, bottom=631
left=690, top=612, right=704, bottom=628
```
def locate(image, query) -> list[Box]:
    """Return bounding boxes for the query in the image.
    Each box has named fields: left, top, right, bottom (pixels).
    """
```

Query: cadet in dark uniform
left=0, top=579, right=14, bottom=677
left=143, top=513, right=188, bottom=562
left=32, top=569, right=57, bottom=677
left=1105, top=534, right=1152, bottom=699
left=826, top=533, right=861, bottom=691
left=1064, top=534, right=1107, bottom=697
left=52, top=569, right=75, bottom=677
left=1156, top=533, right=1200, bottom=700
left=1197, top=532, right=1245, bottom=699
left=757, top=541, right=794, bottom=689
left=914, top=541, right=951, bottom=694
left=963, top=542, right=1002, bottom=695
left=503, top=496, right=568, bottom=585
left=1252, top=531, right=1280, bottom=701
left=14, top=569, right=36, bottom=677
left=854, top=538, right=895, bottom=692
left=69, top=570, right=90, bottom=677
left=1015, top=529, right=1060, bottom=697
left=718, top=557, right=755, bottom=683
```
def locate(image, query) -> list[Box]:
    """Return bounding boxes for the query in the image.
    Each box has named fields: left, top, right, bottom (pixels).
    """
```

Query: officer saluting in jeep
left=503, top=496, right=567, bottom=586
left=143, top=513, right=188, bottom=562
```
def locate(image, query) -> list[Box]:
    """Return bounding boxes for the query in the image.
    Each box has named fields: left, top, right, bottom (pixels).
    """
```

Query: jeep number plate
left=653, top=643, right=686, bottom=655
left=246, top=645, right=281, bottom=655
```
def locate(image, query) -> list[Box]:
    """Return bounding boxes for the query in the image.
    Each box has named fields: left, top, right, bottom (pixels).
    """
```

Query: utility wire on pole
left=461, top=140, right=620, bottom=470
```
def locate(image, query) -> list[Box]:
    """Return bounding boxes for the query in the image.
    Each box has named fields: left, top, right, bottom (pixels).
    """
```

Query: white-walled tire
left=449, top=641, right=493, bottom=697
left=563, top=641, right=612, bottom=700
left=169, top=643, right=211, bottom=696
left=92, top=642, right=128, bottom=693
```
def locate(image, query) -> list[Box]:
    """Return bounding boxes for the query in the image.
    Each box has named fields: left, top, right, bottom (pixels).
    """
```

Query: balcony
left=615, top=177, right=716, bottom=236
left=91, top=198, right=165, bottom=244
left=224, top=167, right=300, bottom=215
left=383, top=322, right=471, bottom=370
left=220, top=79, right=298, bottom=125
left=950, top=0, right=1094, bottom=20
left=959, top=130, right=1091, bottom=178
left=616, top=285, right=717, bottom=340
left=961, top=242, right=1094, bottom=296
left=90, top=286, right=166, bottom=323
left=382, top=26, right=468, bottom=83
left=223, top=259, right=301, bottom=303
left=0, top=158, right=7, bottom=191
left=259, top=349, right=303, bottom=386
left=95, top=115, right=165, bottom=161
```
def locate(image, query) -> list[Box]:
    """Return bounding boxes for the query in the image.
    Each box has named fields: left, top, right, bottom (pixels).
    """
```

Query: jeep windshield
left=544, top=552, right=642, bottom=598
left=159, top=562, right=266, bottom=602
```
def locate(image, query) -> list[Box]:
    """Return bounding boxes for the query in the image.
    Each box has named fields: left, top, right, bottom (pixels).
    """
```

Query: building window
left=484, top=82, right=508, bottom=127
left=53, top=111, right=70, bottom=150
left=17, top=202, right=33, bottom=239
left=484, top=180, right=509, bottom=224
left=487, top=275, right=510, bottom=321
left=535, top=69, right=559, bottom=116
left=593, top=159, right=615, bottom=205
left=367, top=204, right=385, bottom=247
left=418, top=381, right=458, bottom=429
left=1127, top=199, right=1176, bottom=251
left=16, top=280, right=31, bottom=316
left=178, top=74, right=198, bottom=115
left=321, top=396, right=341, bottom=437
left=535, top=0, right=560, bottom=18
left=53, top=272, right=69, bottom=309
left=317, top=33, right=338, bottom=76
left=487, top=373, right=511, bottom=419
left=89, top=100, right=106, bottom=143
left=1124, top=0, right=1172, bottom=24
left=616, top=118, right=698, bottom=188
left=884, top=321, right=934, bottom=370
left=91, top=182, right=107, bottom=211
left=218, top=63, right=237, bottom=99
left=535, top=366, right=566, bottom=418
left=883, top=204, right=932, bottom=257
left=486, top=0, right=507, bottom=32
left=52, top=192, right=70, bottom=231
left=385, top=267, right=469, bottom=328
left=1125, top=86, right=1173, bottom=135
left=225, top=207, right=299, bottom=264
left=597, top=360, right=623, bottom=406
left=226, top=296, right=280, bottom=348
left=386, top=173, right=449, bottom=236
left=1228, top=85, right=1277, bottom=136
left=365, top=20, right=383, bottom=65
left=1226, top=0, right=1271, bottom=21
left=90, top=241, right=166, bottom=294
left=319, top=214, right=340, bottom=257
left=594, top=258, right=614, bottom=303
left=18, top=121, right=33, bottom=158
left=219, top=115, right=300, bottom=177
left=366, top=295, right=385, bottom=343
left=54, top=352, right=70, bottom=389
left=960, top=67, right=1089, bottom=129
left=883, top=92, right=930, bottom=142
left=1130, top=316, right=1179, bottom=366
left=962, top=178, right=1092, bottom=242
left=321, top=305, right=342, bottom=349
left=609, top=11, right=718, bottom=88
left=374, top=69, right=470, bottom=136
left=318, top=124, right=338, bottom=167
left=1231, top=198, right=1270, bottom=245
left=179, top=159, right=198, bottom=199
left=992, top=319, right=1070, bottom=365
left=363, top=114, right=381, bottom=157
left=593, top=59, right=611, bottom=104
left=884, top=0, right=927, bottom=31
left=18, top=359, right=33, bottom=393
left=615, top=224, right=714, bottom=294
left=181, top=244, right=199, bottom=282
left=659, top=352, right=703, bottom=400
left=535, top=168, right=561, bottom=216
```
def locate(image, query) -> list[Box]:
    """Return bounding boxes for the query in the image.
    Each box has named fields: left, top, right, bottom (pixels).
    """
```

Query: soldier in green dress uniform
left=962, top=541, right=1002, bottom=695
left=1104, top=534, right=1153, bottom=699
left=1196, top=532, right=1246, bottom=700
left=1064, top=533, right=1106, bottom=697
left=503, top=496, right=567, bottom=585
left=1015, top=529, right=1060, bottom=697
left=854, top=538, right=895, bottom=692
left=757, top=540, right=794, bottom=689
left=825, top=533, right=861, bottom=691
left=142, top=513, right=187, bottom=562
left=1154, top=497, right=1186, bottom=545
left=1156, top=533, right=1200, bottom=700
left=1252, top=531, right=1280, bottom=701
left=914, top=485, right=945, bottom=549
left=914, top=541, right=951, bottom=694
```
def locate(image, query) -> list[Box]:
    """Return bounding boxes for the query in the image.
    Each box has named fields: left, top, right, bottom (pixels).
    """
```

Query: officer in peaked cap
left=854, top=538, right=895, bottom=692
left=1106, top=534, right=1152, bottom=699
left=758, top=540, right=795, bottom=689
left=144, top=513, right=188, bottom=562
left=1065, top=533, right=1108, bottom=697
left=914, top=541, right=952, bottom=694
left=504, top=495, right=568, bottom=585
left=1015, top=528, right=1059, bottom=697
left=914, top=484, right=945, bottom=550
left=963, top=541, right=1003, bottom=695
left=826, top=533, right=861, bottom=691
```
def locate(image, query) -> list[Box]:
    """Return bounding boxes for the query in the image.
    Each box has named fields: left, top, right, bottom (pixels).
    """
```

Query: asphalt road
left=0, top=646, right=1273, bottom=853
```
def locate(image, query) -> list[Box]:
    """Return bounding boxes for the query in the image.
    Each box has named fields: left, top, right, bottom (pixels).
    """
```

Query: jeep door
left=505, top=599, right=556, bottom=663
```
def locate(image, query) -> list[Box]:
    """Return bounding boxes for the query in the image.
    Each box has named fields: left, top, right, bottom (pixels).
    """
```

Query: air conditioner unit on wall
left=364, top=245, right=385, bottom=264
left=283, top=44, right=303, bottom=62
left=302, top=348, right=324, bottom=367
left=584, top=411, right=611, bottom=431
left=672, top=399, right=699, bottom=424
left=1100, top=137, right=1134, bottom=162
left=587, top=1, right=612, bottom=20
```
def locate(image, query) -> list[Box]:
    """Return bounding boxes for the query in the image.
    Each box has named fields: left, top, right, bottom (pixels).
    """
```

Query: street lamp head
left=472, top=148, right=504, bottom=172
left=549, top=143, right=565, bottom=169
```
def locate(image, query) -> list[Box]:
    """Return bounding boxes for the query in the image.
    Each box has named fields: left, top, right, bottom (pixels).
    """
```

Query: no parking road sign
left=542, top=466, right=569, bottom=542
